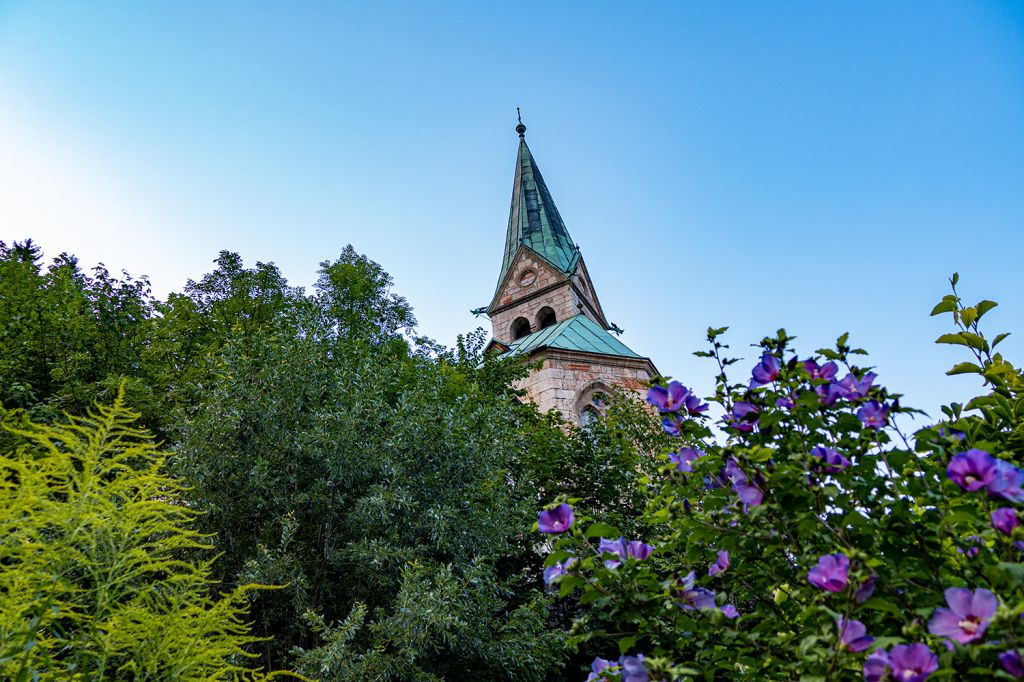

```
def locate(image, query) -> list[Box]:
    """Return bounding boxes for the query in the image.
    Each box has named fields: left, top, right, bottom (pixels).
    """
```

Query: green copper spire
left=495, top=121, right=579, bottom=295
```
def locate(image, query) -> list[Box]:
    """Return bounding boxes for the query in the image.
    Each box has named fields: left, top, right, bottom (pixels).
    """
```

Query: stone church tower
left=483, top=122, right=658, bottom=424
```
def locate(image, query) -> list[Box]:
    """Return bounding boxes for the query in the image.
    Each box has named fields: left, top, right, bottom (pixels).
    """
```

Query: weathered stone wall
left=490, top=250, right=603, bottom=344
left=514, top=349, right=655, bottom=423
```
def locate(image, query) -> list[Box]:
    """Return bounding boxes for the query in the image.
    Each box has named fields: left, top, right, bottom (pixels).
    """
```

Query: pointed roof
left=495, top=125, right=580, bottom=295
left=503, top=314, right=644, bottom=360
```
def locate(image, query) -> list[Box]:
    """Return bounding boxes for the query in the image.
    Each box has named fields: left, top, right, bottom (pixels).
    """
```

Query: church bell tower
left=483, top=120, right=658, bottom=424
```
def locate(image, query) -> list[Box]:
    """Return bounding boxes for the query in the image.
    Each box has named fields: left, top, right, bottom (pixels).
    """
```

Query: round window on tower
left=518, top=270, right=537, bottom=287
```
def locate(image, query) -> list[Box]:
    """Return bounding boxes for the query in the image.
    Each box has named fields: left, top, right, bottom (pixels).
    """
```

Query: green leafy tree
left=0, top=241, right=154, bottom=428
left=0, top=241, right=665, bottom=679
left=169, top=249, right=570, bottom=679
left=314, top=245, right=415, bottom=345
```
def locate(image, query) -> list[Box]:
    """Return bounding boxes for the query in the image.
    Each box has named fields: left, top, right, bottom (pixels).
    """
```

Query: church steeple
left=496, top=121, right=580, bottom=297
left=480, top=118, right=658, bottom=424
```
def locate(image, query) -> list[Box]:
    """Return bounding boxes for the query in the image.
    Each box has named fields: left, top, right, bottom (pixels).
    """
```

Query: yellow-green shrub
left=0, top=389, right=289, bottom=681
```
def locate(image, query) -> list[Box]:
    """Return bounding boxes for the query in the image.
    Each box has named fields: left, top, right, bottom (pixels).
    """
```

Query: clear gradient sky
left=1, top=1, right=1022, bottom=420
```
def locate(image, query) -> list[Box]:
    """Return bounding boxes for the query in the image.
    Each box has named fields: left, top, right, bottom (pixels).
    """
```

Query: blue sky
left=1, top=1, right=1022, bottom=419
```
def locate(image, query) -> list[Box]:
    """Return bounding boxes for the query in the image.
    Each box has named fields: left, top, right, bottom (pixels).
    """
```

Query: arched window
left=510, top=317, right=531, bottom=340
left=575, top=382, right=612, bottom=428
left=537, top=306, right=557, bottom=329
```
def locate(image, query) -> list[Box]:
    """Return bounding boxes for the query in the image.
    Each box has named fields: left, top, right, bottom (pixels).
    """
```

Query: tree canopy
left=0, top=240, right=659, bottom=680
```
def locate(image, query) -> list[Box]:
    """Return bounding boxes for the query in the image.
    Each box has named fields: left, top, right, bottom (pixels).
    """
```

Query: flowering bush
left=538, top=276, right=1024, bottom=680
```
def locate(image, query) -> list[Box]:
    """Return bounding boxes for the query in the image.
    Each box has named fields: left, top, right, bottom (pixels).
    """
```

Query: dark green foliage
left=0, top=241, right=154, bottom=426
left=170, top=295, right=561, bottom=678
left=1, top=240, right=661, bottom=679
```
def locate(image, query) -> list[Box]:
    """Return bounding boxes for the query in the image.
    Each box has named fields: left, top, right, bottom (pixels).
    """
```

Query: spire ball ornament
left=516, top=106, right=526, bottom=136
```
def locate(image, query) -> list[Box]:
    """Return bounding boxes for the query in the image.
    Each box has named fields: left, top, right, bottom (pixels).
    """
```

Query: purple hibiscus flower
left=628, top=540, right=654, bottom=561
left=857, top=401, right=889, bottom=430
left=543, top=556, right=576, bottom=585
left=947, top=449, right=998, bottom=492
left=726, top=402, right=760, bottom=432
left=993, top=507, right=1020, bottom=535
left=750, top=353, right=781, bottom=388
left=944, top=449, right=1024, bottom=502
left=838, top=371, right=877, bottom=401
left=837, top=617, right=874, bottom=653
left=1001, top=650, right=1024, bottom=678
left=683, top=392, right=710, bottom=415
left=807, top=553, right=850, bottom=593
left=704, top=467, right=728, bottom=490
left=708, top=550, right=730, bottom=577
left=887, top=644, right=938, bottom=682
left=661, top=415, right=681, bottom=436
left=598, top=537, right=653, bottom=567
left=668, top=447, right=704, bottom=473
left=928, top=587, right=998, bottom=643
left=957, top=535, right=982, bottom=557
left=863, top=649, right=890, bottom=682
left=725, top=459, right=765, bottom=512
left=585, top=657, right=615, bottom=682
left=816, top=381, right=848, bottom=406
left=675, top=571, right=717, bottom=610
left=855, top=574, right=877, bottom=604
left=721, top=604, right=739, bottom=619
left=811, top=445, right=851, bottom=473
left=537, top=503, right=574, bottom=533
left=619, top=654, right=649, bottom=682
left=647, top=381, right=689, bottom=412
left=937, top=426, right=966, bottom=441
left=804, top=359, right=839, bottom=381
left=990, top=459, right=1024, bottom=503
left=776, top=394, right=796, bottom=410
left=598, top=537, right=628, bottom=569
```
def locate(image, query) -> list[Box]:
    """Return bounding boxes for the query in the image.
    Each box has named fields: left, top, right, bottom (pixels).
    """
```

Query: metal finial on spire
left=515, top=107, right=526, bottom=137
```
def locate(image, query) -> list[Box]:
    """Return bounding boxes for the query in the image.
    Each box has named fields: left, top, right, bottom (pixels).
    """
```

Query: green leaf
left=952, top=272, right=959, bottom=286
left=997, top=563, right=1024, bottom=586
left=861, top=597, right=902, bottom=616
left=947, top=362, right=982, bottom=376
left=930, top=298, right=956, bottom=316
left=935, top=333, right=968, bottom=347
left=959, top=332, right=989, bottom=352
left=558, top=576, right=586, bottom=597
left=993, top=332, right=1011, bottom=349
left=872, top=636, right=906, bottom=650
left=976, top=299, right=998, bottom=319
left=585, top=522, right=621, bottom=539
left=544, top=549, right=574, bottom=566
left=942, top=510, right=982, bottom=528
left=617, top=635, right=638, bottom=654
left=961, top=306, right=978, bottom=327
